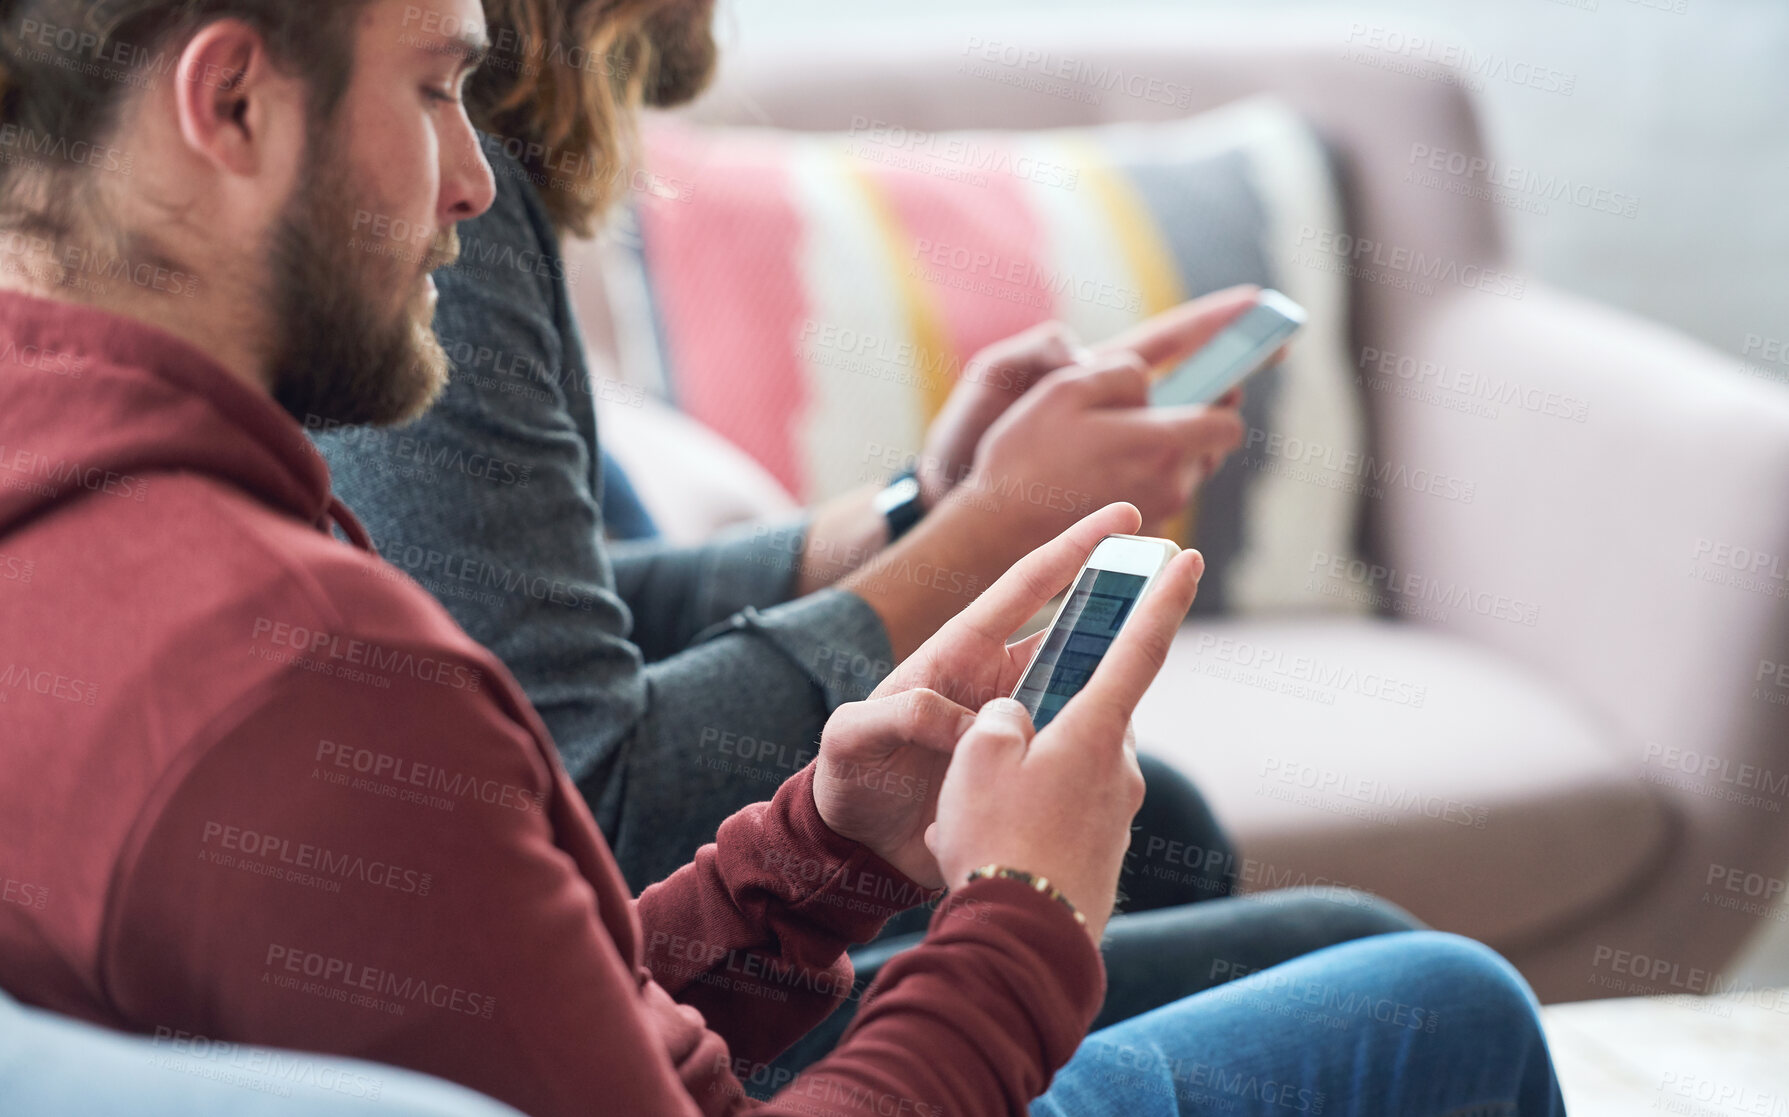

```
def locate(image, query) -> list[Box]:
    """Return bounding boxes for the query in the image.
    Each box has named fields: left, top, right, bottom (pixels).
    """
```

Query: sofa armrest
left=1361, top=284, right=1789, bottom=978
left=1369, top=284, right=1789, bottom=758
left=1373, top=282, right=1789, bottom=980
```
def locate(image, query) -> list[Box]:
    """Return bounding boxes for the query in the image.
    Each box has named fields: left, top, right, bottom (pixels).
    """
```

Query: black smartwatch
left=873, top=468, right=927, bottom=543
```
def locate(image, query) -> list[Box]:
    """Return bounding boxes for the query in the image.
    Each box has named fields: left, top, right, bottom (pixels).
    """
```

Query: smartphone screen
left=1151, top=293, right=1304, bottom=408
left=1013, top=568, right=1150, bottom=729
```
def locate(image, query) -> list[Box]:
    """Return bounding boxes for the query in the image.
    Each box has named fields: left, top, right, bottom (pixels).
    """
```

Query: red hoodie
left=0, top=292, right=1103, bottom=1116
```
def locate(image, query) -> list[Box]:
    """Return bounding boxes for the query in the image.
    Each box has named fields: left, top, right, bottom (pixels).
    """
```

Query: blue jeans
left=767, top=887, right=1425, bottom=1083
left=1035, top=931, right=1566, bottom=1117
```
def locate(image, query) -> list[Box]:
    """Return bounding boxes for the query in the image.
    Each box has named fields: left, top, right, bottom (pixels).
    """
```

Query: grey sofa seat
left=1132, top=618, right=1671, bottom=949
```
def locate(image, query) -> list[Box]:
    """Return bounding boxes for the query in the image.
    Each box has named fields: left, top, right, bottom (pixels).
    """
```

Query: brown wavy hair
left=469, top=0, right=670, bottom=238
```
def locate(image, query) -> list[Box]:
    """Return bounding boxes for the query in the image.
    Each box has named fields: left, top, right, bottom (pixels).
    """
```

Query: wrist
left=964, top=865, right=1085, bottom=927
left=952, top=864, right=1109, bottom=946
left=842, top=495, right=1004, bottom=659
left=873, top=469, right=927, bottom=543
left=807, top=792, right=946, bottom=914
left=912, top=456, right=955, bottom=512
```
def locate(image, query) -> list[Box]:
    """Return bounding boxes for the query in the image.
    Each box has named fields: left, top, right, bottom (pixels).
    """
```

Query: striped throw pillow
left=615, top=97, right=1368, bottom=616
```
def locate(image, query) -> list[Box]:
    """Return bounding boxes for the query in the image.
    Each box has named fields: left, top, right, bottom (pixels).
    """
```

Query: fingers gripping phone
left=1012, top=535, right=1181, bottom=729
left=1150, top=289, right=1307, bottom=407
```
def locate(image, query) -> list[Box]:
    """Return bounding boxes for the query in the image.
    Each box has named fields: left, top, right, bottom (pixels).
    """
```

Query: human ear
left=171, top=20, right=295, bottom=178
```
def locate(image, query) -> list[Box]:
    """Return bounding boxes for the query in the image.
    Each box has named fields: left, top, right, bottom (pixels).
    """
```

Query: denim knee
left=1038, top=930, right=1560, bottom=1117
left=1375, top=931, right=1547, bottom=1040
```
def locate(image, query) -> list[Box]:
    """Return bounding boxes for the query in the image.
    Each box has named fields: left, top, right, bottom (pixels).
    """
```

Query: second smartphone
left=1150, top=289, right=1306, bottom=407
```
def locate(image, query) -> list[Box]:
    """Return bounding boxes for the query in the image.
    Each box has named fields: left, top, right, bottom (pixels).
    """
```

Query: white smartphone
left=1150, top=289, right=1306, bottom=407
left=1012, top=534, right=1181, bottom=729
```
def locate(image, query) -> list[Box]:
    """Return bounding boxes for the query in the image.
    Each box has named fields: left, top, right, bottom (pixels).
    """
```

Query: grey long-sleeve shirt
left=314, top=147, right=893, bottom=889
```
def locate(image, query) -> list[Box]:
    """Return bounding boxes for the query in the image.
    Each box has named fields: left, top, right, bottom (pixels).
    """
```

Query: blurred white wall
left=723, top=0, right=1789, bottom=374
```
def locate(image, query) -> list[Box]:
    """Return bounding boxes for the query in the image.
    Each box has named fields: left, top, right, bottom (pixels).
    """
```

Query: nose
left=441, top=119, right=497, bottom=225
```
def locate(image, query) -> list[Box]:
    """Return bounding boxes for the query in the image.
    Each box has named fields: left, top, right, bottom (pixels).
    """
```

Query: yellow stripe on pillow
left=838, top=161, right=958, bottom=426
left=1067, top=142, right=1187, bottom=320
left=1062, top=142, right=1196, bottom=544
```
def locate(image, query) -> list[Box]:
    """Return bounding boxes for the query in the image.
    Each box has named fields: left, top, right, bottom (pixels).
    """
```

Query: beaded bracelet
left=965, top=864, right=1086, bottom=926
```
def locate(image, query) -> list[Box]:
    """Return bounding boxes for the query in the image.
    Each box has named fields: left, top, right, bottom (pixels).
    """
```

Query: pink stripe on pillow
left=863, top=155, right=1051, bottom=404
left=638, top=130, right=810, bottom=496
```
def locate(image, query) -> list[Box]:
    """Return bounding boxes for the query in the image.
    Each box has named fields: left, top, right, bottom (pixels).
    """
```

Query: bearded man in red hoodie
left=0, top=1, right=1565, bottom=1115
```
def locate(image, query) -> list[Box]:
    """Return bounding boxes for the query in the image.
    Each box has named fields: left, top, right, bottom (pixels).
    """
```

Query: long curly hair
left=469, top=0, right=671, bottom=238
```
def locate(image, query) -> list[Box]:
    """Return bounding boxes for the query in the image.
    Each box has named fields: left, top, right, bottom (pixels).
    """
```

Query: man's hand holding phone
left=912, top=287, right=1269, bottom=540
left=838, top=287, right=1280, bottom=665
left=813, top=503, right=1205, bottom=942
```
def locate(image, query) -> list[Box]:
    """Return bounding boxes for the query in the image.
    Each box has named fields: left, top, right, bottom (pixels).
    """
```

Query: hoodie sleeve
left=103, top=644, right=1103, bottom=1117
left=766, top=878, right=1105, bottom=1117
left=644, top=761, right=1108, bottom=1117
left=636, top=763, right=933, bottom=1065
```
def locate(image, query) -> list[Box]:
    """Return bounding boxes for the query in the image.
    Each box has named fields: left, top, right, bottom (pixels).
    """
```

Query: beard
left=266, top=150, right=458, bottom=429
left=643, top=0, right=719, bottom=108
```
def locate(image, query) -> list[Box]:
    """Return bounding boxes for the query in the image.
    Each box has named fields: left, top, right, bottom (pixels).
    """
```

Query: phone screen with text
left=1014, top=568, right=1149, bottom=729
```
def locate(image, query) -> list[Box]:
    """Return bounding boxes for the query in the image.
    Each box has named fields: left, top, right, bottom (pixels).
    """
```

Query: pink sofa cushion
left=1133, top=616, right=1670, bottom=946
left=620, top=100, right=1371, bottom=616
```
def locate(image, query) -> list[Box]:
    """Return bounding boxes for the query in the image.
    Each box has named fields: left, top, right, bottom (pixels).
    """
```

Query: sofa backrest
left=681, top=20, right=1506, bottom=335
left=566, top=17, right=1517, bottom=579
left=574, top=17, right=1506, bottom=375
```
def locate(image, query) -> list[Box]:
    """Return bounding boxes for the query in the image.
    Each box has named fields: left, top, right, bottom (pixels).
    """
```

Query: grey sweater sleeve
left=608, top=520, right=805, bottom=662
left=313, top=150, right=893, bottom=866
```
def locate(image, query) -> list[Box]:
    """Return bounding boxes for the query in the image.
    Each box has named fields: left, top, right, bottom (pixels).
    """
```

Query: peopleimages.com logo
left=1293, top=226, right=1527, bottom=300
left=249, top=619, right=483, bottom=693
